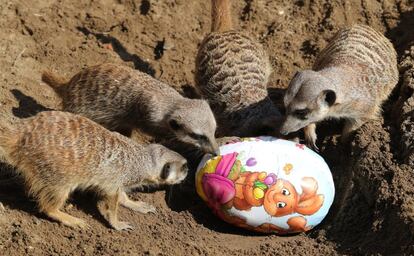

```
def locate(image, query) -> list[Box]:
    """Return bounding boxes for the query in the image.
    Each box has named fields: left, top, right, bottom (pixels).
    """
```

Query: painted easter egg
left=195, top=137, right=335, bottom=234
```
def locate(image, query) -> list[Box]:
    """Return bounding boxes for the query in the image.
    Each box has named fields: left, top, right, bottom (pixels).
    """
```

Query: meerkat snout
left=281, top=71, right=337, bottom=135
left=167, top=99, right=219, bottom=155
left=160, top=161, right=189, bottom=185
left=146, top=144, right=189, bottom=185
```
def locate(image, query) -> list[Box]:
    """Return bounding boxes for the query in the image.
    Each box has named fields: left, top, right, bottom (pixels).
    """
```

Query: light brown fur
left=42, top=63, right=219, bottom=155
left=195, top=0, right=281, bottom=137
left=0, top=111, right=188, bottom=230
left=281, top=25, right=398, bottom=148
left=211, top=0, right=233, bottom=32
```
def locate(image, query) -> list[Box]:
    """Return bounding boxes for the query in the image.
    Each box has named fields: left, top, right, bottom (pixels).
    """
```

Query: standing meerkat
left=42, top=63, right=219, bottom=155
left=0, top=111, right=188, bottom=230
left=195, top=0, right=281, bottom=137
left=281, top=25, right=398, bottom=148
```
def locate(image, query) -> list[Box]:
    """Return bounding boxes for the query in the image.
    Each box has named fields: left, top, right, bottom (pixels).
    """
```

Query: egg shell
left=195, top=137, right=335, bottom=234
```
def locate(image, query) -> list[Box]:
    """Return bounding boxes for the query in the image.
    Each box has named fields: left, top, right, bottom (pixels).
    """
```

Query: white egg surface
left=195, top=137, right=335, bottom=234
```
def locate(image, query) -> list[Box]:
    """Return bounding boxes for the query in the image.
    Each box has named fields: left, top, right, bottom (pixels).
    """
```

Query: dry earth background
left=0, top=0, right=413, bottom=255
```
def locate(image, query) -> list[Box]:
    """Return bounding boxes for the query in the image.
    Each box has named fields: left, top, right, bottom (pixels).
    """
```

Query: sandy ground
left=0, top=0, right=413, bottom=255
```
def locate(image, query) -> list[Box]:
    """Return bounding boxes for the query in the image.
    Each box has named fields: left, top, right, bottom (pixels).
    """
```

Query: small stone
left=33, top=218, right=41, bottom=225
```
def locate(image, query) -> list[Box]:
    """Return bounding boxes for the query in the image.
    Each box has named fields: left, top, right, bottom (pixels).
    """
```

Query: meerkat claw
left=304, top=135, right=319, bottom=151
left=303, top=124, right=318, bottom=151
left=73, top=219, right=89, bottom=230
left=136, top=203, right=156, bottom=214
left=312, top=143, right=319, bottom=152
left=112, top=221, right=134, bottom=231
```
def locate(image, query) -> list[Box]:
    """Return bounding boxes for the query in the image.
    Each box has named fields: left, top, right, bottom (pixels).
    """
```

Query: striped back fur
left=314, top=24, right=398, bottom=101
left=195, top=1, right=281, bottom=137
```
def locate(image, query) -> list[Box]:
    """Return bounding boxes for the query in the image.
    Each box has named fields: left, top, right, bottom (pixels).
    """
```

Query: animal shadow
left=77, top=26, right=156, bottom=76
left=164, top=178, right=266, bottom=235
left=11, top=89, right=53, bottom=118
left=267, top=87, right=286, bottom=114
left=386, top=9, right=414, bottom=54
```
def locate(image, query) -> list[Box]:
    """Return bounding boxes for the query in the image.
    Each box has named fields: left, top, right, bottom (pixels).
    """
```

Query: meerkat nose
left=206, top=147, right=219, bottom=156
left=279, top=129, right=289, bottom=136
left=210, top=141, right=220, bottom=156
left=213, top=148, right=220, bottom=156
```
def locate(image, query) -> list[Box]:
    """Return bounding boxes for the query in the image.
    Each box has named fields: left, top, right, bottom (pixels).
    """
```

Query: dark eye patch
left=169, top=119, right=182, bottom=131
left=293, top=108, right=309, bottom=120
left=161, top=163, right=171, bottom=180
left=189, top=132, right=208, bottom=142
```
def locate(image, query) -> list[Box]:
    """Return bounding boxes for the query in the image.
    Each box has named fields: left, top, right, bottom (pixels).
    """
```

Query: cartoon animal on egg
left=196, top=151, right=325, bottom=233
left=263, top=177, right=324, bottom=217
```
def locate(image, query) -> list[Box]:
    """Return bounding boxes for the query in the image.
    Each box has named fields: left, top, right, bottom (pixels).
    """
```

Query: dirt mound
left=0, top=0, right=413, bottom=255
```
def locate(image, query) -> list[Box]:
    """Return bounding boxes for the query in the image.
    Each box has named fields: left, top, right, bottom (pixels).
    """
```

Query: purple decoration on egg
left=264, top=173, right=278, bottom=185
left=246, top=157, right=257, bottom=167
left=264, top=176, right=274, bottom=185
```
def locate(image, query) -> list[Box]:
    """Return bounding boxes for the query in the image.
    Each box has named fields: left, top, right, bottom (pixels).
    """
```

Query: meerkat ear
left=284, top=71, right=302, bottom=107
left=320, top=90, right=336, bottom=106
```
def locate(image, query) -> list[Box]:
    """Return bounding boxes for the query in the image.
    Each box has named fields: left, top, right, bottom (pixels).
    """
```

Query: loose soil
left=0, top=0, right=413, bottom=255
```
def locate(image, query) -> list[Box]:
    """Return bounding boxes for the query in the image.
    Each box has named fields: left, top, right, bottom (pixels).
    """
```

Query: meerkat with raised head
left=195, top=0, right=281, bottom=137
left=42, top=64, right=219, bottom=155
left=281, top=25, right=398, bottom=148
left=0, top=111, right=188, bottom=230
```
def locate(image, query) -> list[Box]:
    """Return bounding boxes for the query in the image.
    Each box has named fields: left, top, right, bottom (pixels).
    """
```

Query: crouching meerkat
left=42, top=63, right=219, bottom=155
left=281, top=25, right=398, bottom=149
left=195, top=0, right=281, bottom=137
left=0, top=111, right=188, bottom=230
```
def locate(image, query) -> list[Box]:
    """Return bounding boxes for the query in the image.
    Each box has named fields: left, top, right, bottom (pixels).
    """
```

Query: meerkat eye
left=281, top=188, right=290, bottom=196
left=169, top=119, right=182, bottom=131
left=293, top=109, right=309, bottom=120
left=182, top=163, right=189, bottom=173
left=189, top=132, right=208, bottom=142
left=161, top=163, right=171, bottom=180
left=277, top=202, right=287, bottom=208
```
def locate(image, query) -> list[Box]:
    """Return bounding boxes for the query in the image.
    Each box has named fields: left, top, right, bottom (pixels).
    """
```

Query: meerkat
left=41, top=63, right=219, bottom=155
left=195, top=0, right=281, bottom=137
left=0, top=111, right=188, bottom=230
left=281, top=25, right=398, bottom=149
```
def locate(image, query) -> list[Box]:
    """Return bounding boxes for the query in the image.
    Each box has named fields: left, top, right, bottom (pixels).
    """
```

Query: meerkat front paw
left=119, top=192, right=156, bottom=214
left=216, top=136, right=240, bottom=146
left=303, top=124, right=318, bottom=151
left=112, top=221, right=134, bottom=231
left=127, top=201, right=156, bottom=214
left=67, top=218, right=89, bottom=230
left=46, top=209, right=89, bottom=229
left=341, top=118, right=364, bottom=144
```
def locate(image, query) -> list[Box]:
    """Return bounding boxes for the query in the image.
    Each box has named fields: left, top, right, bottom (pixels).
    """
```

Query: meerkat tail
left=41, top=71, right=68, bottom=93
left=211, top=0, right=233, bottom=32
